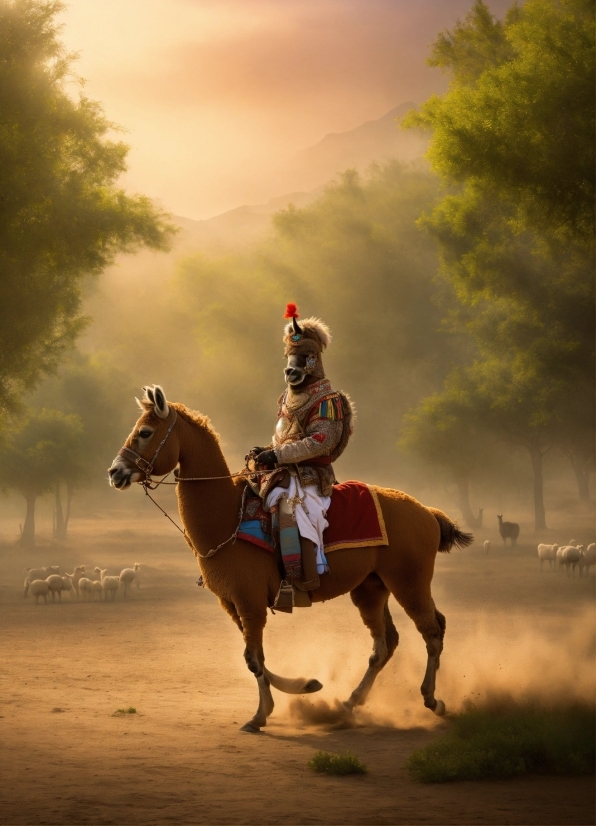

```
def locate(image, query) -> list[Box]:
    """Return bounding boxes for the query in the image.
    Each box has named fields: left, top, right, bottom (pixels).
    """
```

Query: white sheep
left=537, top=543, right=559, bottom=571
left=66, top=566, right=86, bottom=596
left=61, top=574, right=75, bottom=598
left=119, top=567, right=137, bottom=598
left=133, top=563, right=142, bottom=589
left=78, top=577, right=94, bottom=601
left=24, top=578, right=49, bottom=604
left=561, top=545, right=583, bottom=577
left=555, top=545, right=566, bottom=568
left=24, top=565, right=60, bottom=581
left=95, top=568, right=120, bottom=600
left=483, top=540, right=490, bottom=554
left=90, top=580, right=103, bottom=600
left=579, top=543, right=595, bottom=577
left=46, top=574, right=66, bottom=601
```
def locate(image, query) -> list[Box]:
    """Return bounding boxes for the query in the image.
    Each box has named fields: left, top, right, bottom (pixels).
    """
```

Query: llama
left=109, top=385, right=473, bottom=732
left=497, top=514, right=520, bottom=547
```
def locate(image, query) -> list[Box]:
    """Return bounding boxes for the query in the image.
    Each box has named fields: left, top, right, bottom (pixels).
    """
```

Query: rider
left=251, top=304, right=354, bottom=599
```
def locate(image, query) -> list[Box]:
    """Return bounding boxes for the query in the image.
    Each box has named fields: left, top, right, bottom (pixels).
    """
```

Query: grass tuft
left=308, top=750, right=368, bottom=776
left=406, top=699, right=595, bottom=783
left=115, top=707, right=137, bottom=715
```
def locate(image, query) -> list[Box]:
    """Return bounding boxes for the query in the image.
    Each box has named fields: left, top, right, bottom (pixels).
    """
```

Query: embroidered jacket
left=271, top=379, right=353, bottom=495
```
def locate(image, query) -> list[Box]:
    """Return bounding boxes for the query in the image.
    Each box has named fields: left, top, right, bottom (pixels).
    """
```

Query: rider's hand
left=251, top=446, right=268, bottom=456
left=256, top=449, right=277, bottom=469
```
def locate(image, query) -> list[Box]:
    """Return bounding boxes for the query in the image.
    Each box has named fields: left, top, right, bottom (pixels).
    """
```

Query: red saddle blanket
left=323, top=481, right=388, bottom=552
left=237, top=480, right=388, bottom=553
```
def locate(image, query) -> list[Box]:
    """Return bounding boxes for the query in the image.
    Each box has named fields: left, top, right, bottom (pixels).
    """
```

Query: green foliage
left=406, top=0, right=595, bottom=244
left=0, top=407, right=84, bottom=498
left=159, top=162, right=453, bottom=480
left=0, top=0, right=176, bottom=413
left=406, top=701, right=596, bottom=782
left=27, top=350, right=137, bottom=478
left=308, top=750, right=368, bottom=776
left=400, top=0, right=595, bottom=518
left=114, top=707, right=137, bottom=715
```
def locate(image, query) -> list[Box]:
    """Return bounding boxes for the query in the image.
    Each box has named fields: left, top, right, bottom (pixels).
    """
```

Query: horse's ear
left=144, top=386, right=156, bottom=405
left=153, top=385, right=169, bottom=419
left=136, top=396, right=152, bottom=412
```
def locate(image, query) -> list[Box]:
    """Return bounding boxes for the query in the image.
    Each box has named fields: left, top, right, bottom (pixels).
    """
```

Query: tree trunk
left=527, top=443, right=547, bottom=531
left=21, top=493, right=37, bottom=547
left=569, top=453, right=591, bottom=501
left=456, top=478, right=482, bottom=528
left=54, top=483, right=66, bottom=540
left=64, top=482, right=74, bottom=536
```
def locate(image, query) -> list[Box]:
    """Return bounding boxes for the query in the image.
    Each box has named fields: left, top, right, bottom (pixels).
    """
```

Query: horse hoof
left=341, top=701, right=355, bottom=713
left=434, top=700, right=446, bottom=717
left=240, top=722, right=262, bottom=733
left=304, top=679, right=323, bottom=694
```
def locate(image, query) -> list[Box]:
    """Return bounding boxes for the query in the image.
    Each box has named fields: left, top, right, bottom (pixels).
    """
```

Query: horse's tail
left=428, top=507, right=474, bottom=552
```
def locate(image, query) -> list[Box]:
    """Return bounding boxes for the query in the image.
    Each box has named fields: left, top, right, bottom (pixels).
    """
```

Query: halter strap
left=118, top=409, right=178, bottom=481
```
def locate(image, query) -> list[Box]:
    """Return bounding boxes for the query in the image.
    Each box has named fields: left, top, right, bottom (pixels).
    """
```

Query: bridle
left=114, top=408, right=272, bottom=559
left=118, top=409, right=179, bottom=486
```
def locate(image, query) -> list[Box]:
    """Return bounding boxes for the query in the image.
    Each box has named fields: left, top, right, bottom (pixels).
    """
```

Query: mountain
left=271, top=101, right=427, bottom=194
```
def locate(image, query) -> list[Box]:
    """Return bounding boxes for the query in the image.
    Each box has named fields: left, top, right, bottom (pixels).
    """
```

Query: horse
left=109, top=385, right=473, bottom=733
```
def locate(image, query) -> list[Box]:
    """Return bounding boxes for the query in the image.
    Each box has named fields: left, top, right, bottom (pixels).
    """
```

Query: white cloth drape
left=265, top=475, right=331, bottom=574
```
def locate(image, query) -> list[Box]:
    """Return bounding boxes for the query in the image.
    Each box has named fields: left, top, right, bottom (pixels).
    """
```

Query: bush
left=406, top=700, right=595, bottom=782
left=308, top=750, right=368, bottom=776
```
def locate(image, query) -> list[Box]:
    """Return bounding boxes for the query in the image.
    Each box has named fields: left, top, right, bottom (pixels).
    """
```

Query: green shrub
left=407, top=700, right=595, bottom=782
left=115, top=707, right=137, bottom=715
left=308, top=750, right=368, bottom=776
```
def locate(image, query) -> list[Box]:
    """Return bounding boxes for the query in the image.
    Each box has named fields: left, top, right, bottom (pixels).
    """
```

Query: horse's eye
left=139, top=430, right=153, bottom=439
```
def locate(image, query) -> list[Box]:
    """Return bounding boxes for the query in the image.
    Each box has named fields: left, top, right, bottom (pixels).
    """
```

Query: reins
left=117, top=409, right=274, bottom=558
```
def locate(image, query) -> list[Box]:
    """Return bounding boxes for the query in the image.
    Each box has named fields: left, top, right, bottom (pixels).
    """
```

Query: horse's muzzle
left=108, top=459, right=139, bottom=490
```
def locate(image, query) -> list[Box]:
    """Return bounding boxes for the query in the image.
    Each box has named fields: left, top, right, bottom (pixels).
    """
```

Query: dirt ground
left=0, top=502, right=594, bottom=826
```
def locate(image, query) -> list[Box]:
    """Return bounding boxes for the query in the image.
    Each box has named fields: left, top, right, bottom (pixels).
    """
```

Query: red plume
left=284, top=302, right=299, bottom=319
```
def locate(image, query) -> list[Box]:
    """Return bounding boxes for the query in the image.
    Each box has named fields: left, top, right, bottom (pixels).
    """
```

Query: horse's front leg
left=239, top=609, right=274, bottom=733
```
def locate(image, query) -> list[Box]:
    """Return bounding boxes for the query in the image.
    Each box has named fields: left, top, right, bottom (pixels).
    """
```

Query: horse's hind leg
left=344, top=574, right=399, bottom=710
left=406, top=600, right=446, bottom=716
left=237, top=608, right=275, bottom=733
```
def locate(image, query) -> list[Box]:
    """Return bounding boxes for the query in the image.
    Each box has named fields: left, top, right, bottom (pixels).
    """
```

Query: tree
left=401, top=0, right=595, bottom=525
left=400, top=374, right=495, bottom=527
left=170, top=162, right=458, bottom=481
left=0, top=0, right=175, bottom=413
left=0, top=408, right=84, bottom=546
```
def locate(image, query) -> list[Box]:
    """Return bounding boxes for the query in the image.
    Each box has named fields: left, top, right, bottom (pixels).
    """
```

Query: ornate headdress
left=283, top=303, right=331, bottom=380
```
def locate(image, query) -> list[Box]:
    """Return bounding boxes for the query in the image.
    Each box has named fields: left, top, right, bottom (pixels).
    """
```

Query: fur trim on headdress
left=283, top=317, right=332, bottom=351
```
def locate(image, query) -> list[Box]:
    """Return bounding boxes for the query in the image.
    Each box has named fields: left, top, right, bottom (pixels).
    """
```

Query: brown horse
left=109, top=385, right=472, bottom=732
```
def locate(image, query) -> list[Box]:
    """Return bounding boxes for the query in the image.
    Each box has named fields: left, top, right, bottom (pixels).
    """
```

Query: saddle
left=243, top=468, right=320, bottom=612
left=240, top=472, right=389, bottom=614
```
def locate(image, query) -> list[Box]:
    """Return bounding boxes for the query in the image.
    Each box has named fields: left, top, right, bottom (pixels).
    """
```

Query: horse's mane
left=169, top=403, right=221, bottom=444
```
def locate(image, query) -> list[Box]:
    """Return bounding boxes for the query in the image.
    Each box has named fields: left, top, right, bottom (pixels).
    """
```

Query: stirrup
left=273, top=580, right=294, bottom=613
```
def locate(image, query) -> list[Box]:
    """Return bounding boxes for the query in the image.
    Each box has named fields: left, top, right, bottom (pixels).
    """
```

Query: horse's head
left=108, top=385, right=180, bottom=490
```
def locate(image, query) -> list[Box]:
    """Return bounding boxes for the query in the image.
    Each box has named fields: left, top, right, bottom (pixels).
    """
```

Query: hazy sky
left=60, top=0, right=512, bottom=219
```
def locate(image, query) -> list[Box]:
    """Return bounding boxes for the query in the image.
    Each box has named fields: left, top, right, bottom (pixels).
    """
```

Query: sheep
left=119, top=567, right=137, bottom=598
left=579, top=543, right=595, bottom=577
left=94, top=568, right=120, bottom=600
left=90, top=580, right=103, bottom=600
left=46, top=574, right=66, bottom=602
left=133, top=563, right=142, bottom=589
left=24, top=565, right=60, bottom=581
left=24, top=578, right=49, bottom=605
left=61, top=574, right=75, bottom=598
left=537, top=543, right=559, bottom=571
left=560, top=545, right=583, bottom=577
left=66, top=566, right=86, bottom=596
left=497, top=514, right=520, bottom=548
left=483, top=540, right=491, bottom=554
left=78, top=577, right=94, bottom=601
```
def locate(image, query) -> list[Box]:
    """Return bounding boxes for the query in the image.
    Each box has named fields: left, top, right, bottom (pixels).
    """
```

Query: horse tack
left=118, top=409, right=277, bottom=558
